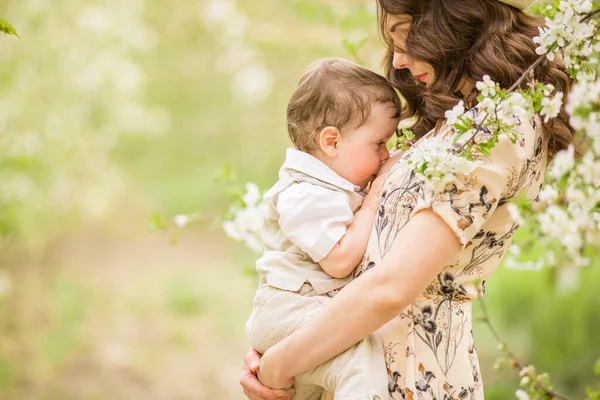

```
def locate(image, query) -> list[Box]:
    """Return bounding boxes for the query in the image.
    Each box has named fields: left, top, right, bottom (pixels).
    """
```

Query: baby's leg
left=291, top=381, right=324, bottom=400
left=296, top=296, right=389, bottom=400
left=246, top=285, right=305, bottom=354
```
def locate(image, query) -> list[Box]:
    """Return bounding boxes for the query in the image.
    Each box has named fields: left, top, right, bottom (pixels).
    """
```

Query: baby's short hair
left=287, top=58, right=401, bottom=153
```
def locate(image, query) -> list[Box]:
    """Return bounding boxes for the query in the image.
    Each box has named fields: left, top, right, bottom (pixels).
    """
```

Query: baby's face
left=334, top=102, right=400, bottom=189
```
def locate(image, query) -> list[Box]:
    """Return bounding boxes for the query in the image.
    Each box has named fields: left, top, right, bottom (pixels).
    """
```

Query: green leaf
left=401, top=128, right=414, bottom=140
left=342, top=35, right=369, bottom=64
left=343, top=36, right=368, bottom=53
left=0, top=18, right=19, bottom=38
left=586, top=386, right=600, bottom=400
left=214, top=164, right=237, bottom=184
left=243, top=265, right=258, bottom=277
left=353, top=36, right=369, bottom=50
left=342, top=39, right=355, bottom=54
left=594, top=359, right=600, bottom=376
left=148, top=212, right=166, bottom=233
left=479, top=147, right=492, bottom=157
left=453, top=120, right=472, bottom=133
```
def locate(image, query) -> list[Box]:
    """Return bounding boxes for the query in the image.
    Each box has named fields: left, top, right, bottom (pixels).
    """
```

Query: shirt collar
left=280, top=148, right=360, bottom=192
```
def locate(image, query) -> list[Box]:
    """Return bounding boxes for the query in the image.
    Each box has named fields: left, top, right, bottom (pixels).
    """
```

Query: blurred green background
left=0, top=0, right=598, bottom=399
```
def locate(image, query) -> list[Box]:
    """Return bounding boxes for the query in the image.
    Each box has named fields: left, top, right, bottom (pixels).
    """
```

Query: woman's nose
left=392, top=52, right=411, bottom=70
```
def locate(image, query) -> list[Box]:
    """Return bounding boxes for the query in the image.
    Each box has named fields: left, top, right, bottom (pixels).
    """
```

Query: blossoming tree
left=165, top=1, right=600, bottom=398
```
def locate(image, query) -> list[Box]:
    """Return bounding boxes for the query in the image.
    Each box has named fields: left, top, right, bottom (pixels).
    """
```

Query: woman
left=241, top=0, right=575, bottom=398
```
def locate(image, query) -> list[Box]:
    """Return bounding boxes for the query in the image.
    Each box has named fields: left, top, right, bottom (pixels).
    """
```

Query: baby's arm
left=318, top=180, right=382, bottom=278
left=320, top=149, right=405, bottom=277
left=277, top=182, right=381, bottom=279
left=318, top=189, right=379, bottom=278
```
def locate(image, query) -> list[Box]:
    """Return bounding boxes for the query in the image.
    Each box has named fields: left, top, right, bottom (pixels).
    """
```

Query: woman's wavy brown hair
left=377, top=0, right=579, bottom=159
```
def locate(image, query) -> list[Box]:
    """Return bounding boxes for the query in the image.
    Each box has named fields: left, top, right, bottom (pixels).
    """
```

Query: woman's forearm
left=259, top=210, right=462, bottom=385
left=260, top=255, right=401, bottom=386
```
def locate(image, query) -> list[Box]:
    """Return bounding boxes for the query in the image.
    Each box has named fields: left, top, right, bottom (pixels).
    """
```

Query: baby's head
left=287, top=58, right=401, bottom=189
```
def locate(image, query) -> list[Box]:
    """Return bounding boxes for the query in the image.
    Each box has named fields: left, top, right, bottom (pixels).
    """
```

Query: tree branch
left=581, top=8, right=600, bottom=23
left=478, top=298, right=573, bottom=400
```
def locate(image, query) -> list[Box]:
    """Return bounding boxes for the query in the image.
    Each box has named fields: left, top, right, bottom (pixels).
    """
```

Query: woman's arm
left=257, top=209, right=462, bottom=389
left=240, top=350, right=295, bottom=400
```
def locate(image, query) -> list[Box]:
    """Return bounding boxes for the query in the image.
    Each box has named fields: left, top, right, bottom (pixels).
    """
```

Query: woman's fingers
left=242, top=389, right=292, bottom=400
left=242, top=387, right=280, bottom=400
left=241, top=349, right=295, bottom=399
left=245, top=348, right=262, bottom=373
left=239, top=362, right=294, bottom=400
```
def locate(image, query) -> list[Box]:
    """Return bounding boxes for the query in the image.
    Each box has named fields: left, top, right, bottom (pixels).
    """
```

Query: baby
left=246, top=58, right=401, bottom=400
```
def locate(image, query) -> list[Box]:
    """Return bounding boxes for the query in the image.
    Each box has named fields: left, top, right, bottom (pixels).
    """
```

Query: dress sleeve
left=277, top=182, right=355, bottom=262
left=411, top=121, right=532, bottom=247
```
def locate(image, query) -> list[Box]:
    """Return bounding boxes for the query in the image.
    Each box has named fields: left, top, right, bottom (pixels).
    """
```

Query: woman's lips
left=416, top=73, right=427, bottom=83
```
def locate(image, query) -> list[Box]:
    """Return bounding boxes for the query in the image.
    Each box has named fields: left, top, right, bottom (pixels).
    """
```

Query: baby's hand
left=363, top=174, right=386, bottom=213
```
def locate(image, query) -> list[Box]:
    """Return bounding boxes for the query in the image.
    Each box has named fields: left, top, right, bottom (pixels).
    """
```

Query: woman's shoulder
left=387, top=104, right=545, bottom=180
left=428, top=103, right=543, bottom=161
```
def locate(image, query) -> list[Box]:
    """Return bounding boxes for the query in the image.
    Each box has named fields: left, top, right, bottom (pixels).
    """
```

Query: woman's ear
left=318, top=126, right=342, bottom=158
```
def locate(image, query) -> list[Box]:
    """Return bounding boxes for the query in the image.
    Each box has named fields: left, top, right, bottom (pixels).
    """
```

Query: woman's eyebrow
left=390, top=21, right=410, bottom=32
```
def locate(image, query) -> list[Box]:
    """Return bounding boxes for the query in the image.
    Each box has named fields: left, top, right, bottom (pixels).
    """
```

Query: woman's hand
left=239, top=349, right=295, bottom=400
left=256, top=348, right=295, bottom=391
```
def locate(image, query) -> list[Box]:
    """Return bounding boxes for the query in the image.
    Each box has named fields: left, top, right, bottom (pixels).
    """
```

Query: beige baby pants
left=246, top=283, right=388, bottom=400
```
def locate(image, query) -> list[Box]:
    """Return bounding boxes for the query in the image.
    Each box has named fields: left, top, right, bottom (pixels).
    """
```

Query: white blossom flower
left=562, top=233, right=583, bottom=254
left=565, top=187, right=585, bottom=203
left=549, top=145, right=575, bottom=179
left=232, top=65, right=274, bottom=105
left=222, top=220, right=244, bottom=241
left=476, top=75, right=497, bottom=97
left=410, top=135, right=481, bottom=193
left=534, top=0, right=597, bottom=67
left=479, top=97, right=496, bottom=113
left=509, top=244, right=521, bottom=257
left=507, top=203, right=524, bottom=225
left=538, top=185, right=559, bottom=203
left=557, top=263, right=581, bottom=294
left=576, top=152, right=600, bottom=186
left=519, top=365, right=535, bottom=377
left=542, top=84, right=555, bottom=96
left=222, top=199, right=266, bottom=253
left=515, top=389, right=529, bottom=400
left=242, top=182, right=262, bottom=207
left=174, top=215, right=189, bottom=228
left=245, top=233, right=264, bottom=253
left=445, top=101, right=465, bottom=126
left=202, top=0, right=236, bottom=25
left=499, top=92, right=530, bottom=123
left=540, top=92, right=563, bottom=122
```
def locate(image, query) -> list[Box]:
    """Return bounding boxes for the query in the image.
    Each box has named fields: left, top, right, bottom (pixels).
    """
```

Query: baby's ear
left=318, top=126, right=342, bottom=157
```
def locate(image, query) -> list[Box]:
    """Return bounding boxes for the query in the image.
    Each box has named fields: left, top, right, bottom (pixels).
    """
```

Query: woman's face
left=387, top=14, right=435, bottom=86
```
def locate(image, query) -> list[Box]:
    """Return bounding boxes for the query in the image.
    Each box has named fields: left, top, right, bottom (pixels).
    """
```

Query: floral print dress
left=324, top=108, right=548, bottom=400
